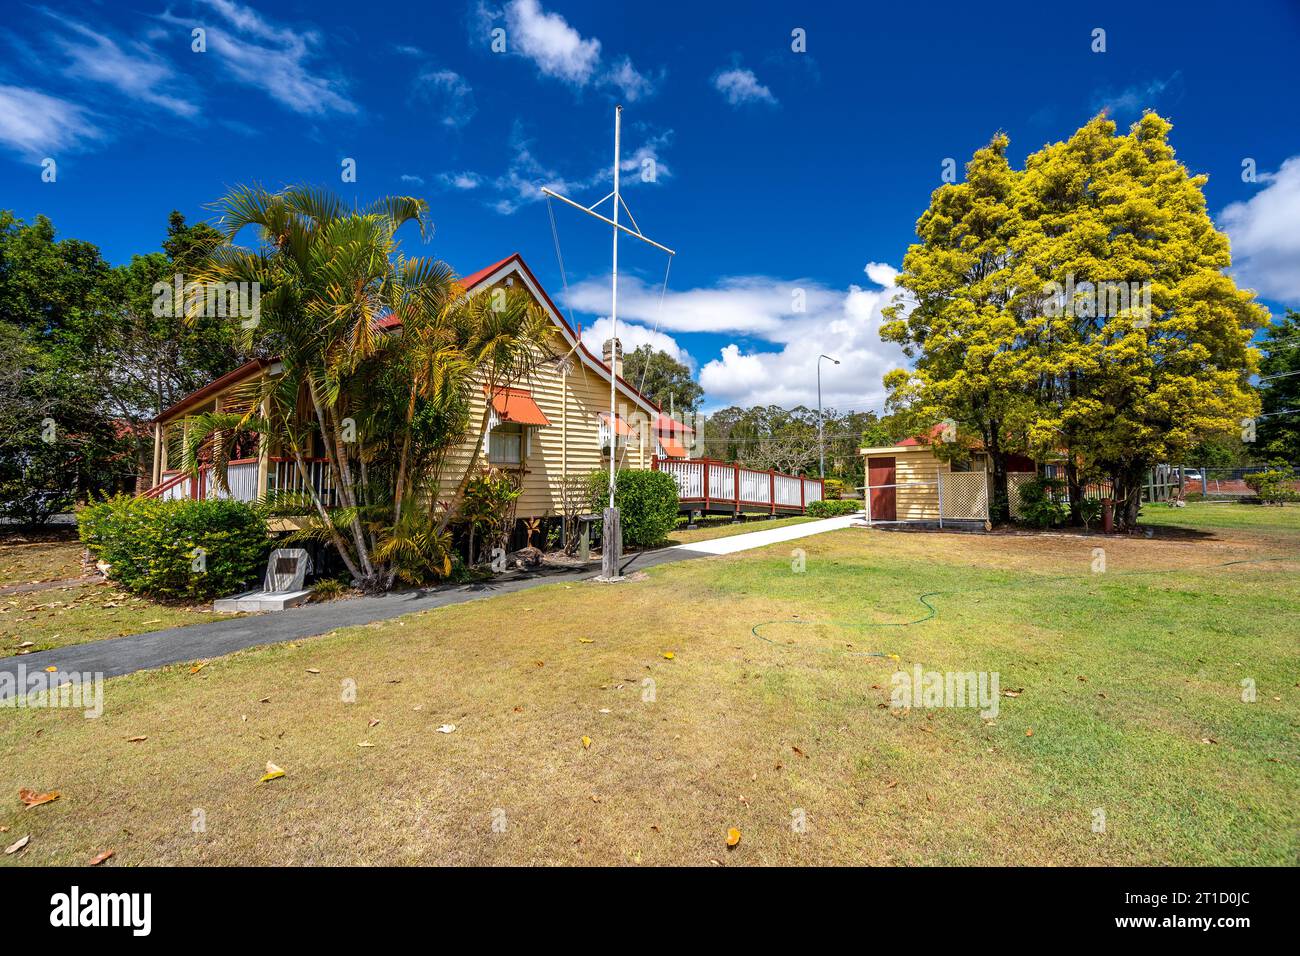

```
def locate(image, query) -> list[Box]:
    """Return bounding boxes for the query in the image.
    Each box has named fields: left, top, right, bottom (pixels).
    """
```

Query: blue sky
left=3, top=0, right=1298, bottom=413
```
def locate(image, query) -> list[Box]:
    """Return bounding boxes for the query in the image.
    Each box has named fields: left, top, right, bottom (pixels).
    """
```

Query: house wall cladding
left=433, top=325, right=652, bottom=518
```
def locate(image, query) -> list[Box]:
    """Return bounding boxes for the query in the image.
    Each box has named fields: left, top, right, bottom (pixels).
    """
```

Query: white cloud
left=580, top=317, right=692, bottom=367
left=412, top=68, right=476, bottom=128
left=181, top=0, right=356, bottom=115
left=505, top=0, right=601, bottom=85
left=604, top=57, right=659, bottom=102
left=1221, top=155, right=1300, bottom=304
left=488, top=121, right=669, bottom=214
left=697, top=264, right=907, bottom=412
left=400, top=174, right=425, bottom=185
left=477, top=1, right=660, bottom=100
left=0, top=85, right=102, bottom=159
left=46, top=15, right=199, bottom=118
left=564, top=263, right=907, bottom=412
left=438, top=171, right=482, bottom=190
left=713, top=67, right=776, bottom=107
left=1091, top=72, right=1181, bottom=118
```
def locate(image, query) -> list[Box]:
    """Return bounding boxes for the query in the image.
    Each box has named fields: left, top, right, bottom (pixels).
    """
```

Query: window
left=488, top=422, right=523, bottom=465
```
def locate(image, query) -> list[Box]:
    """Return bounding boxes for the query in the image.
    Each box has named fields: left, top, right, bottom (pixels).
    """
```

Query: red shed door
left=868, top=457, right=896, bottom=521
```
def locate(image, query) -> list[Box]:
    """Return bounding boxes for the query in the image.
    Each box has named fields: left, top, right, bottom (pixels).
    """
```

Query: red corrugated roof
left=654, top=413, right=693, bottom=436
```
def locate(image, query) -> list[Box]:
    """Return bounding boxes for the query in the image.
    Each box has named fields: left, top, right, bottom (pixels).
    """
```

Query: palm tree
left=183, top=185, right=552, bottom=591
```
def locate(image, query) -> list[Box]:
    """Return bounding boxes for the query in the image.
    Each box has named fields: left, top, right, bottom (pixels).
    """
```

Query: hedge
left=806, top=498, right=859, bottom=518
left=78, top=496, right=270, bottom=600
left=587, top=469, right=680, bottom=547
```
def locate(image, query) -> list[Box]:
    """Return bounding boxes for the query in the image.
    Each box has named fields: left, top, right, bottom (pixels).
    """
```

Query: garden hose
left=750, top=554, right=1295, bottom=655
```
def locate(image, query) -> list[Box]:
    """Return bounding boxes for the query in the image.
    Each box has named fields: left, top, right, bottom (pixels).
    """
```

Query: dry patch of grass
left=1, top=520, right=1295, bottom=866
left=0, top=536, right=85, bottom=588
left=0, top=531, right=218, bottom=656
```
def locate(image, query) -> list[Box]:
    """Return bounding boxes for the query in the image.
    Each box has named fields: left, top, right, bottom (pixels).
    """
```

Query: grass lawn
left=0, top=532, right=220, bottom=657
left=1, top=504, right=1295, bottom=865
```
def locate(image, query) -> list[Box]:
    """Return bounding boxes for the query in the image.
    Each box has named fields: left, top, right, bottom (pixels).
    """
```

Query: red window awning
left=658, top=435, right=687, bottom=458
left=488, top=387, right=551, bottom=426
left=598, top=411, right=635, bottom=436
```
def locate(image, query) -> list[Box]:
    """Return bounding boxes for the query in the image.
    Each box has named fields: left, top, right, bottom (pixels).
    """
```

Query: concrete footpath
left=1, top=514, right=859, bottom=694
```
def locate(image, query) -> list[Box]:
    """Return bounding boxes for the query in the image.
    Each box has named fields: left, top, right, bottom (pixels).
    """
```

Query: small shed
left=859, top=431, right=1035, bottom=526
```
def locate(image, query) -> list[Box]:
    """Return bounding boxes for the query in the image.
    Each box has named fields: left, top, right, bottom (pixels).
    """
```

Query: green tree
left=1256, top=310, right=1300, bottom=462
left=882, top=114, right=1265, bottom=528
left=187, top=185, right=551, bottom=590
left=621, top=345, right=703, bottom=413
left=881, top=132, right=1034, bottom=520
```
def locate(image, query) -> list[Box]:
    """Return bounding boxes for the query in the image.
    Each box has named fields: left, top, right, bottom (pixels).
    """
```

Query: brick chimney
left=602, top=337, right=624, bottom=379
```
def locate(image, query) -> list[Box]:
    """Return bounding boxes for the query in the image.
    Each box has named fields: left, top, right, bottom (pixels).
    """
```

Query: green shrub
left=807, top=498, right=859, bottom=518
left=1015, top=476, right=1068, bottom=528
left=1244, top=466, right=1298, bottom=505
left=587, top=469, right=680, bottom=547
left=78, top=495, right=270, bottom=600
left=1078, top=496, right=1104, bottom=530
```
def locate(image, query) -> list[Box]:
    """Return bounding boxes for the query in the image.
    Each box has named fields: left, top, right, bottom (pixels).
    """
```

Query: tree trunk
left=986, top=425, right=1010, bottom=524
left=435, top=402, right=494, bottom=535
left=1064, top=455, right=1083, bottom=526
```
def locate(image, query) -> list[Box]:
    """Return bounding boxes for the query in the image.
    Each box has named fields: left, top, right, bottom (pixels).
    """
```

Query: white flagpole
left=609, top=104, right=621, bottom=512
left=541, top=105, right=675, bottom=580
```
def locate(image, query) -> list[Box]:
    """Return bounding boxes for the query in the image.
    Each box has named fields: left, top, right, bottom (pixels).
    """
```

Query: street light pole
left=817, top=354, right=840, bottom=479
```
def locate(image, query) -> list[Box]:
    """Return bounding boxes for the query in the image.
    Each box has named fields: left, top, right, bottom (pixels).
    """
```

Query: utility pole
left=817, top=354, right=840, bottom=479
left=542, top=106, right=676, bottom=580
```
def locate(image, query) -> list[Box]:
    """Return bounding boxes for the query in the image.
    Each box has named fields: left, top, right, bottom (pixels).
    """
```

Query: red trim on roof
left=153, top=359, right=269, bottom=424
left=478, top=253, right=662, bottom=415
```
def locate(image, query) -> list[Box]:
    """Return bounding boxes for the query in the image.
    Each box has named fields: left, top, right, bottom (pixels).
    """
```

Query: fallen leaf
left=306, top=668, right=320, bottom=675
left=189, top=662, right=208, bottom=674
left=437, top=724, right=456, bottom=734
left=578, top=638, right=594, bottom=644
left=89, top=849, right=114, bottom=866
left=885, top=780, right=899, bottom=790
left=259, top=762, right=285, bottom=783
left=1200, top=737, right=1218, bottom=745
left=4, top=835, right=29, bottom=855
left=258, top=696, right=270, bottom=703
left=358, top=741, right=375, bottom=748
left=368, top=717, right=380, bottom=728
left=16, top=642, right=33, bottom=649
left=662, top=651, right=675, bottom=660
left=125, top=736, right=147, bottom=743
left=791, top=745, right=807, bottom=758
left=44, top=666, right=57, bottom=673
left=1002, top=689, right=1022, bottom=698
left=726, top=827, right=741, bottom=848
left=18, top=788, right=59, bottom=808
left=581, top=735, right=592, bottom=749
left=1025, top=728, right=1034, bottom=737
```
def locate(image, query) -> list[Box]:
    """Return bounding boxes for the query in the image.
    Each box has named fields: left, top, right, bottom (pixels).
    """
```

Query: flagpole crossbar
left=541, top=187, right=676, bottom=257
